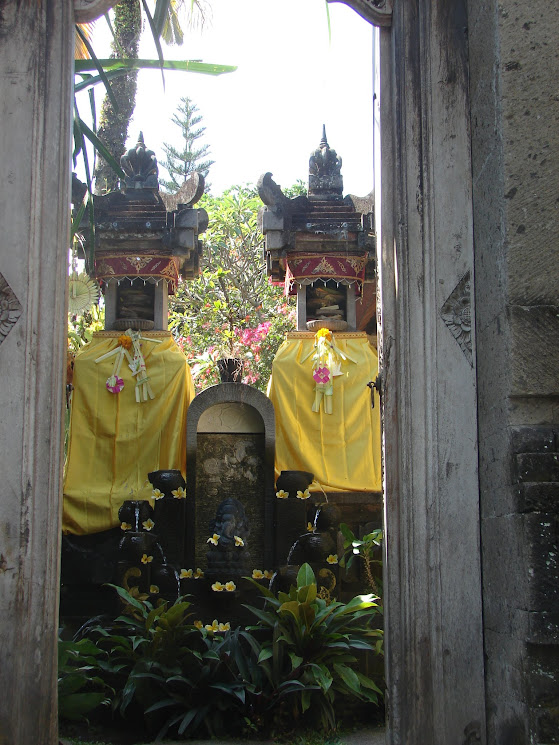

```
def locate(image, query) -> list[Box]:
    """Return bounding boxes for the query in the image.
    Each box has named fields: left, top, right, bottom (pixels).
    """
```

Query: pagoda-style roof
left=73, top=133, right=208, bottom=288
left=258, top=128, right=375, bottom=287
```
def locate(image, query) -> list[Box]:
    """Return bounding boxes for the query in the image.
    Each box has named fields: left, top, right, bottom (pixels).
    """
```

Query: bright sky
left=86, top=0, right=375, bottom=197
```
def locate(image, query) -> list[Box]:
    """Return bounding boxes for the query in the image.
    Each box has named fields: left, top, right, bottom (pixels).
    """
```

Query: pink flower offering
left=106, top=375, right=124, bottom=394
left=313, top=366, right=331, bottom=384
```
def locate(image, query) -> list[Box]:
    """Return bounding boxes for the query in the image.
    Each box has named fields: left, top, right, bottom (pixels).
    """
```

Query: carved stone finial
left=120, top=132, right=159, bottom=191
left=308, top=126, right=343, bottom=200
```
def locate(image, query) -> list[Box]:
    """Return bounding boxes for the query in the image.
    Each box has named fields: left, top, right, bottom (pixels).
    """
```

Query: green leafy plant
left=58, top=635, right=111, bottom=721
left=59, top=569, right=383, bottom=739
left=339, top=524, right=383, bottom=596
left=168, top=184, right=296, bottom=391
left=244, top=563, right=383, bottom=731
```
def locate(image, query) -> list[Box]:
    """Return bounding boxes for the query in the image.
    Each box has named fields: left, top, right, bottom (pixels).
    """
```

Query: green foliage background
left=168, top=183, right=300, bottom=391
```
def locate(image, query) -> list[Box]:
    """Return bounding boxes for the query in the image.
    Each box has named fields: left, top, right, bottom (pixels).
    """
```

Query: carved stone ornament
left=74, top=0, right=118, bottom=23
left=327, top=0, right=393, bottom=28
left=0, top=272, right=22, bottom=345
left=440, top=270, right=473, bottom=366
left=120, top=133, right=159, bottom=191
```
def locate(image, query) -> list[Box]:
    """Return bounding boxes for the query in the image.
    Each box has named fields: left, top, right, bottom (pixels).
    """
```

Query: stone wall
left=468, top=0, right=559, bottom=741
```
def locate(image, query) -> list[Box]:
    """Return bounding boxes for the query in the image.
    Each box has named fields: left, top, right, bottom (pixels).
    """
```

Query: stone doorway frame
left=371, top=2, right=487, bottom=743
left=1, top=1, right=487, bottom=742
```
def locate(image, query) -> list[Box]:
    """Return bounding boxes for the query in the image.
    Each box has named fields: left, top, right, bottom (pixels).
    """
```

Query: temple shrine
left=61, top=130, right=382, bottom=621
left=260, top=128, right=382, bottom=498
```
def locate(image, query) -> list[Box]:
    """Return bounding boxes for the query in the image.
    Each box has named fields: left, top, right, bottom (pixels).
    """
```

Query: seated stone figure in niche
left=206, top=497, right=251, bottom=579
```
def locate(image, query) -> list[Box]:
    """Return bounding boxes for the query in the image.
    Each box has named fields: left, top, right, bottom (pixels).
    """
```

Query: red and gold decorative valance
left=95, top=254, right=181, bottom=294
left=284, top=253, right=368, bottom=296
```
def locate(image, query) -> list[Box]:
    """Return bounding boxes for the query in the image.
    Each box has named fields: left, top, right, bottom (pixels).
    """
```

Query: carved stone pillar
left=0, top=2, right=73, bottom=742
left=377, top=1, right=486, bottom=742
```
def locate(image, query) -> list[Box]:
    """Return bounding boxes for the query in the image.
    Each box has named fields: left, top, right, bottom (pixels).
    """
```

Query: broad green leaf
left=289, top=651, right=303, bottom=670
left=297, top=563, right=315, bottom=588
left=74, top=58, right=237, bottom=76
left=258, top=648, right=273, bottom=663
left=333, top=662, right=361, bottom=694
left=279, top=600, right=301, bottom=623
left=58, top=692, right=106, bottom=721
left=297, top=582, right=317, bottom=604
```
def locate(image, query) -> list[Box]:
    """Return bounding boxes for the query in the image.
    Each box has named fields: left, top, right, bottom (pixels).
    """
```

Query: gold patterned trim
left=285, top=331, right=367, bottom=340
left=93, top=331, right=172, bottom=339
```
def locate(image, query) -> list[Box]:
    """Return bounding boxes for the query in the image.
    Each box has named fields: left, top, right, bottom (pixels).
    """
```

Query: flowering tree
left=168, top=183, right=300, bottom=391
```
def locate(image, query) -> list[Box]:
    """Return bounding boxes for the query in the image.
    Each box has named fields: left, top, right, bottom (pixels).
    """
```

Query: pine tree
left=159, top=97, right=214, bottom=192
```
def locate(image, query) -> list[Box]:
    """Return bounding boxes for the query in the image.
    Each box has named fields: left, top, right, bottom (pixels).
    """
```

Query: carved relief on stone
left=0, top=272, right=22, bottom=345
left=74, top=0, right=118, bottom=23
left=327, top=0, right=393, bottom=28
left=440, top=270, right=473, bottom=366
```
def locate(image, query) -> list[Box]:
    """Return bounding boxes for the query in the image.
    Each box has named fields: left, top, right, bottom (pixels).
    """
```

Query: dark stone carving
left=118, top=499, right=154, bottom=531
left=275, top=470, right=314, bottom=496
left=148, top=469, right=186, bottom=497
left=162, top=171, right=206, bottom=210
left=120, top=132, right=159, bottom=190
left=308, top=126, right=343, bottom=201
left=148, top=470, right=187, bottom=568
left=186, top=384, right=276, bottom=568
left=327, top=0, right=393, bottom=27
left=0, top=272, right=22, bottom=344
left=206, top=497, right=251, bottom=579
left=440, top=270, right=473, bottom=366
left=258, top=130, right=375, bottom=286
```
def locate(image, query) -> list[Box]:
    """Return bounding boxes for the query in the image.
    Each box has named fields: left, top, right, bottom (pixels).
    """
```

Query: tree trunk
left=94, top=0, right=142, bottom=194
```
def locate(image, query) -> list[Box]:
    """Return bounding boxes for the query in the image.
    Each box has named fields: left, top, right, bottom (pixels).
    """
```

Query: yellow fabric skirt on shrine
left=63, top=332, right=195, bottom=535
left=267, top=332, right=381, bottom=493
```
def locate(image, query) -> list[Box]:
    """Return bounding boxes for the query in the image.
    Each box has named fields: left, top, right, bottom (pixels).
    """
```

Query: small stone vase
left=276, top=470, right=314, bottom=496
left=148, top=469, right=185, bottom=497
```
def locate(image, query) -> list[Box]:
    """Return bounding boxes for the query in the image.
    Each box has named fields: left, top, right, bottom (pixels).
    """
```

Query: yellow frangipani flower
left=205, top=619, right=220, bottom=633
left=225, top=581, right=236, bottom=592
left=218, top=622, right=231, bottom=632
left=141, top=554, right=153, bottom=564
left=211, top=581, right=225, bottom=592
left=263, top=570, right=274, bottom=579
left=307, top=522, right=315, bottom=532
left=296, top=489, right=311, bottom=500
left=194, top=568, right=204, bottom=579
left=234, top=535, right=244, bottom=547
left=207, top=533, right=220, bottom=546
left=149, top=585, right=159, bottom=594
left=180, top=568, right=193, bottom=579
left=142, top=518, right=155, bottom=531
left=194, top=620, right=203, bottom=630
left=120, top=522, right=132, bottom=531
left=252, top=569, right=264, bottom=579
left=326, top=554, right=339, bottom=564
left=172, top=486, right=186, bottom=499
left=275, top=489, right=289, bottom=499
left=151, top=488, right=164, bottom=500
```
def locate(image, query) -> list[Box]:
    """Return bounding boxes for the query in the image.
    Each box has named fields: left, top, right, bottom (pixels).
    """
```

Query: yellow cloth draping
left=267, top=332, right=381, bottom=493
left=63, top=331, right=195, bottom=535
